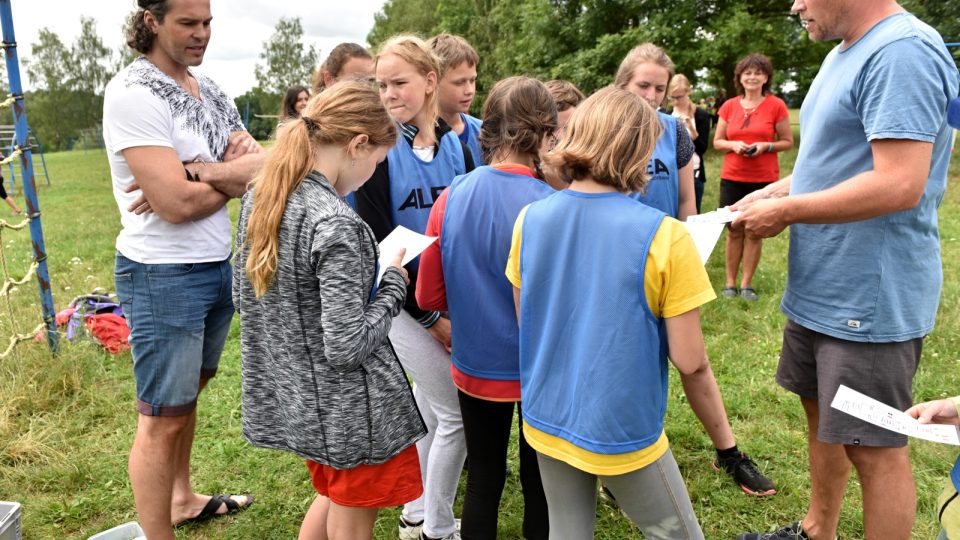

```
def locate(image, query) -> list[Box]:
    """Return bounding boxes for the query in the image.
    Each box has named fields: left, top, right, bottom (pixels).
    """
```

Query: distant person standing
left=104, top=1, right=263, bottom=538
left=0, top=159, right=21, bottom=215
left=735, top=1, right=958, bottom=538
left=714, top=53, right=793, bottom=302
left=712, top=90, right=726, bottom=127
left=275, top=85, right=309, bottom=135
left=667, top=74, right=711, bottom=213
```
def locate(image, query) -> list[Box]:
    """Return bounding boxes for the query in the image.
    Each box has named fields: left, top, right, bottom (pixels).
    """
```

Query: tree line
left=15, top=2, right=960, bottom=151
left=369, top=0, right=958, bottom=110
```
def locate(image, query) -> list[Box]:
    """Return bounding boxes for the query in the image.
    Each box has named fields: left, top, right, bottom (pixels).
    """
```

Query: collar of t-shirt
left=399, top=117, right=456, bottom=157
left=492, top=163, right=536, bottom=178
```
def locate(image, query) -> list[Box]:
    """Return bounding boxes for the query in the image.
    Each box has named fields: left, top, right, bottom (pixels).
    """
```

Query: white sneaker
left=412, top=519, right=462, bottom=540
left=398, top=516, right=423, bottom=540
left=420, top=531, right=461, bottom=540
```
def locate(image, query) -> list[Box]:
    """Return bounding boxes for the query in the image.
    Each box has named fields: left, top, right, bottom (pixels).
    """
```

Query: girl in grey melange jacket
left=232, top=80, right=427, bottom=538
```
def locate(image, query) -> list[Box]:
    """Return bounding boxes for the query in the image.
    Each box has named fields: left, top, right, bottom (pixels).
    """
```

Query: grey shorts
left=776, top=319, right=922, bottom=447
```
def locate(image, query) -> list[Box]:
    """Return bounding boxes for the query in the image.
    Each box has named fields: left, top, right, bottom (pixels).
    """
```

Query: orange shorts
left=306, top=445, right=422, bottom=507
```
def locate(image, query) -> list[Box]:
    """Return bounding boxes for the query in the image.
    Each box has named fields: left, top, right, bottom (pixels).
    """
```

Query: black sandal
left=174, top=493, right=254, bottom=528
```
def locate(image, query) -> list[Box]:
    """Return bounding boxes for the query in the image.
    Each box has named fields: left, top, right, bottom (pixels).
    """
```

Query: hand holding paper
left=831, top=385, right=960, bottom=445
left=377, top=226, right=437, bottom=284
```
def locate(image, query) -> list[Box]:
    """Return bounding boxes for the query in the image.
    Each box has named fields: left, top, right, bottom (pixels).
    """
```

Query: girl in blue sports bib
left=417, top=76, right=557, bottom=540
left=507, top=87, right=710, bottom=539
left=614, top=42, right=777, bottom=498
left=354, top=35, right=474, bottom=540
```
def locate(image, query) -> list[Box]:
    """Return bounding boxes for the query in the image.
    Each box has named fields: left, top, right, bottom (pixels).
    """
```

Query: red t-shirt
left=719, top=95, right=789, bottom=183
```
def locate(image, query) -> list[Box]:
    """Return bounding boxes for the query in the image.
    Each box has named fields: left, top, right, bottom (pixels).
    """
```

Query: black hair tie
left=302, top=117, right=320, bottom=134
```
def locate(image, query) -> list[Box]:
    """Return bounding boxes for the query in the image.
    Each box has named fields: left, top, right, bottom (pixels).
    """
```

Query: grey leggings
left=536, top=449, right=703, bottom=540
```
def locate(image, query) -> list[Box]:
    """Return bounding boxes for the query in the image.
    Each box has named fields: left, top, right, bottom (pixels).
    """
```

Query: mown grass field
left=0, top=130, right=958, bottom=539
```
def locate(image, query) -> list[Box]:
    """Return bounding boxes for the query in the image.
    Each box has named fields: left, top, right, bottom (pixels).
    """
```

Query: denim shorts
left=114, top=253, right=235, bottom=417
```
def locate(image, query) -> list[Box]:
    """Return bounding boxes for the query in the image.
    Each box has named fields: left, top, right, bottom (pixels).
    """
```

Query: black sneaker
left=713, top=451, right=776, bottom=496
left=737, top=522, right=807, bottom=540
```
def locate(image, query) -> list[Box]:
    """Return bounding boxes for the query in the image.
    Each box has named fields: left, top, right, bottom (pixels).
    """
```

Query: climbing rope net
left=0, top=0, right=59, bottom=357
left=0, top=212, right=43, bottom=358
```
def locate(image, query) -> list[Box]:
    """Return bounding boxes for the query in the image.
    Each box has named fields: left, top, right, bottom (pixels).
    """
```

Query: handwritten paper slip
left=830, top=385, right=960, bottom=445
left=376, top=226, right=437, bottom=284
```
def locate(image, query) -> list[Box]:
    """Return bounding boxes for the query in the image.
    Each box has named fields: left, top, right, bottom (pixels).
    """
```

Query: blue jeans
left=114, top=253, right=234, bottom=416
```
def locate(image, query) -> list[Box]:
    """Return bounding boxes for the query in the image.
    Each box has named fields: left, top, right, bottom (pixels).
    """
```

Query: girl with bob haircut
left=417, top=76, right=555, bottom=540
left=313, top=42, right=374, bottom=93
left=506, top=87, right=710, bottom=539
left=614, top=43, right=776, bottom=498
left=233, top=80, right=426, bottom=540
left=356, top=34, right=475, bottom=540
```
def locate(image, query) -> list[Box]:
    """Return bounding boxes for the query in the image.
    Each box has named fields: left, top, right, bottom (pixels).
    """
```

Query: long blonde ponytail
left=243, top=80, right=397, bottom=296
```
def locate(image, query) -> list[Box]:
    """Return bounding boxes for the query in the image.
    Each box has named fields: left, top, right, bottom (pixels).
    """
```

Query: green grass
left=0, top=132, right=958, bottom=538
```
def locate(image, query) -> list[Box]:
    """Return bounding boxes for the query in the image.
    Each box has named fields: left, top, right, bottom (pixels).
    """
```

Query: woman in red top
left=713, top=53, right=793, bottom=302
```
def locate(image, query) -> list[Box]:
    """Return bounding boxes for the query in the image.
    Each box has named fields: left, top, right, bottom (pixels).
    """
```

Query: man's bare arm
left=123, top=146, right=229, bottom=224
left=733, top=138, right=932, bottom=238
left=185, top=131, right=265, bottom=198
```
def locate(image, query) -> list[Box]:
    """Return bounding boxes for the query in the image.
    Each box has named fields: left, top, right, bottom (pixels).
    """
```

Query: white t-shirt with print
left=103, top=57, right=244, bottom=264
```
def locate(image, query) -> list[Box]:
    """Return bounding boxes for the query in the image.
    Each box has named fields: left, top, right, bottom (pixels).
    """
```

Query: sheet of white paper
left=682, top=221, right=725, bottom=265
left=376, top=226, right=437, bottom=284
left=686, top=207, right=742, bottom=224
left=830, top=385, right=960, bottom=445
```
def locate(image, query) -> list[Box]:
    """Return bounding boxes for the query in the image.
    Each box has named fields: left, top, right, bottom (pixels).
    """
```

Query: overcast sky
left=10, top=0, right=386, bottom=97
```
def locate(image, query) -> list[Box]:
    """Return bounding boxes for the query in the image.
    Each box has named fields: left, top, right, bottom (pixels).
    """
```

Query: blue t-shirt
left=518, top=190, right=668, bottom=454
left=783, top=13, right=959, bottom=342
left=952, top=455, right=960, bottom=492
left=442, top=166, right=554, bottom=380
left=629, top=113, right=679, bottom=218
left=459, top=113, right=484, bottom=166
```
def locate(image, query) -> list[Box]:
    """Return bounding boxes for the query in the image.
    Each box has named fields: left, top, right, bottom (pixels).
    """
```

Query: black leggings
left=457, top=390, right=548, bottom=540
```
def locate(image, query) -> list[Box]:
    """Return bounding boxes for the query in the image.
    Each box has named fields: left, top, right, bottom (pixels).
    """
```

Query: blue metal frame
left=0, top=0, right=58, bottom=354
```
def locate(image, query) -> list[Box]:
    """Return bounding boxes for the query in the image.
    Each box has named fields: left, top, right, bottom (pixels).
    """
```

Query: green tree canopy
left=25, top=17, right=114, bottom=151
left=254, top=17, right=319, bottom=95
left=368, top=0, right=955, bottom=110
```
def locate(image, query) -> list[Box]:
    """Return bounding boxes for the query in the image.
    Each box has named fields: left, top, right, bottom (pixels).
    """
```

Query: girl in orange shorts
left=233, top=80, right=426, bottom=539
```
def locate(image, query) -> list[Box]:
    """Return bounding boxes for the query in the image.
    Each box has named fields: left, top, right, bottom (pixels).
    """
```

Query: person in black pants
left=667, top=74, right=711, bottom=213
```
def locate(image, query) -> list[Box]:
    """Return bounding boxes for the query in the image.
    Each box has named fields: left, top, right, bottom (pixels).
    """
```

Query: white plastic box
left=0, top=502, right=21, bottom=540
left=87, top=521, right=145, bottom=540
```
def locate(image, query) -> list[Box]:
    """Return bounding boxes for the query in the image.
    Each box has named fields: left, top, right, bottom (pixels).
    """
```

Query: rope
left=0, top=147, right=22, bottom=166
left=0, top=323, right=44, bottom=359
left=0, top=215, right=29, bottom=230
left=0, top=260, right=38, bottom=298
left=0, top=218, right=44, bottom=358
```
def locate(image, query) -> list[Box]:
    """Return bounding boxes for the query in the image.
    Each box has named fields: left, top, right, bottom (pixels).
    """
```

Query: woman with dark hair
left=714, top=53, right=793, bottom=302
left=276, top=85, right=309, bottom=133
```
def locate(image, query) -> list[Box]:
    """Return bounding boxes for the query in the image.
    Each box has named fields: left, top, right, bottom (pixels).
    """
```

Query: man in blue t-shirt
left=733, top=1, right=959, bottom=539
